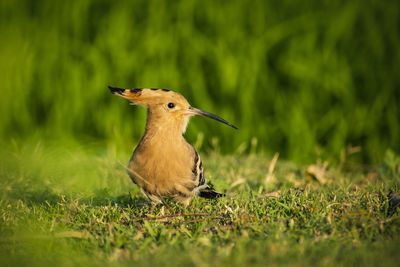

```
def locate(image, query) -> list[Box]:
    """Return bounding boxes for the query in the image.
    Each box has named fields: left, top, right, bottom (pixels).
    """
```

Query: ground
left=0, top=143, right=399, bottom=266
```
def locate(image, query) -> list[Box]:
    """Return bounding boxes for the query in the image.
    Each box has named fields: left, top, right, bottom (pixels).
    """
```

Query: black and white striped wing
left=192, top=149, right=224, bottom=199
left=192, top=150, right=205, bottom=186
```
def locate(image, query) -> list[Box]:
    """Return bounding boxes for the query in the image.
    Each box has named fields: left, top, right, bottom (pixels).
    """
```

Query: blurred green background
left=0, top=0, right=399, bottom=163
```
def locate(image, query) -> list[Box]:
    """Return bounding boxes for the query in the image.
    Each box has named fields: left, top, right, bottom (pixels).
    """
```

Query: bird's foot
left=147, top=202, right=157, bottom=215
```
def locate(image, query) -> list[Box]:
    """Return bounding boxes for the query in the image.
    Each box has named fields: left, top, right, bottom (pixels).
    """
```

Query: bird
left=108, top=86, right=237, bottom=212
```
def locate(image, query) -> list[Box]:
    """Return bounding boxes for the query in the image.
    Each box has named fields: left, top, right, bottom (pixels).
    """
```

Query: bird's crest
left=108, top=86, right=188, bottom=108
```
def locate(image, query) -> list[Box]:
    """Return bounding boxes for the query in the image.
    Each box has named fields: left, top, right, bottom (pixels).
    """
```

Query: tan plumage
left=109, top=86, right=237, bottom=209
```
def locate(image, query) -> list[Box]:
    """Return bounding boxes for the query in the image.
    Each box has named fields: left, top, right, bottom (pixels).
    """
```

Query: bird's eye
left=168, top=103, right=175, bottom=109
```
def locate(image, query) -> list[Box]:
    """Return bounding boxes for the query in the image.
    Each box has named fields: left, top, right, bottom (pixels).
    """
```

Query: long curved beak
left=186, top=107, right=238, bottom=129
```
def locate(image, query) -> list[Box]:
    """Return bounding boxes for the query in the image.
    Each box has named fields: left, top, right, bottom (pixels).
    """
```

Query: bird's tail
left=199, top=185, right=225, bottom=199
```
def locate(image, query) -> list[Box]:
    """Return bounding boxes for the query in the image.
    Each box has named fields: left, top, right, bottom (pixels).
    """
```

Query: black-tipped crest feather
left=108, top=86, right=125, bottom=95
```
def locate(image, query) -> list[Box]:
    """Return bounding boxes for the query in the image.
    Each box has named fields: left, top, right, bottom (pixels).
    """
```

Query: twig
left=130, top=212, right=222, bottom=222
left=265, top=152, right=279, bottom=185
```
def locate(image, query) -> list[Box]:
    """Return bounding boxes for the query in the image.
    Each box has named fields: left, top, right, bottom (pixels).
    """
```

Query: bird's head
left=109, top=86, right=237, bottom=133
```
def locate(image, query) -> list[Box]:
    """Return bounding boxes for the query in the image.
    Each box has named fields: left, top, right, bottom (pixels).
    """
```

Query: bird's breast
left=127, top=136, right=196, bottom=195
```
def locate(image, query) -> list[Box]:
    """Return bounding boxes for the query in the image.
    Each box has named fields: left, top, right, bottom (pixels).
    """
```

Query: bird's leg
left=180, top=199, right=190, bottom=214
left=148, top=201, right=158, bottom=215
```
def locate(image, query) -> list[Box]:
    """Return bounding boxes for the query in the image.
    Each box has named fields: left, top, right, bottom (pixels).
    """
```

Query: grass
left=1, top=142, right=399, bottom=266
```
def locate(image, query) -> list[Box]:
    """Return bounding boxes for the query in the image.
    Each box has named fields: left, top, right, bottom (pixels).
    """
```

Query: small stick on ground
left=131, top=212, right=221, bottom=222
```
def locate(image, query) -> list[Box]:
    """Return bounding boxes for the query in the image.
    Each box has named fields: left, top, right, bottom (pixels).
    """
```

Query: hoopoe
left=109, top=86, right=237, bottom=211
